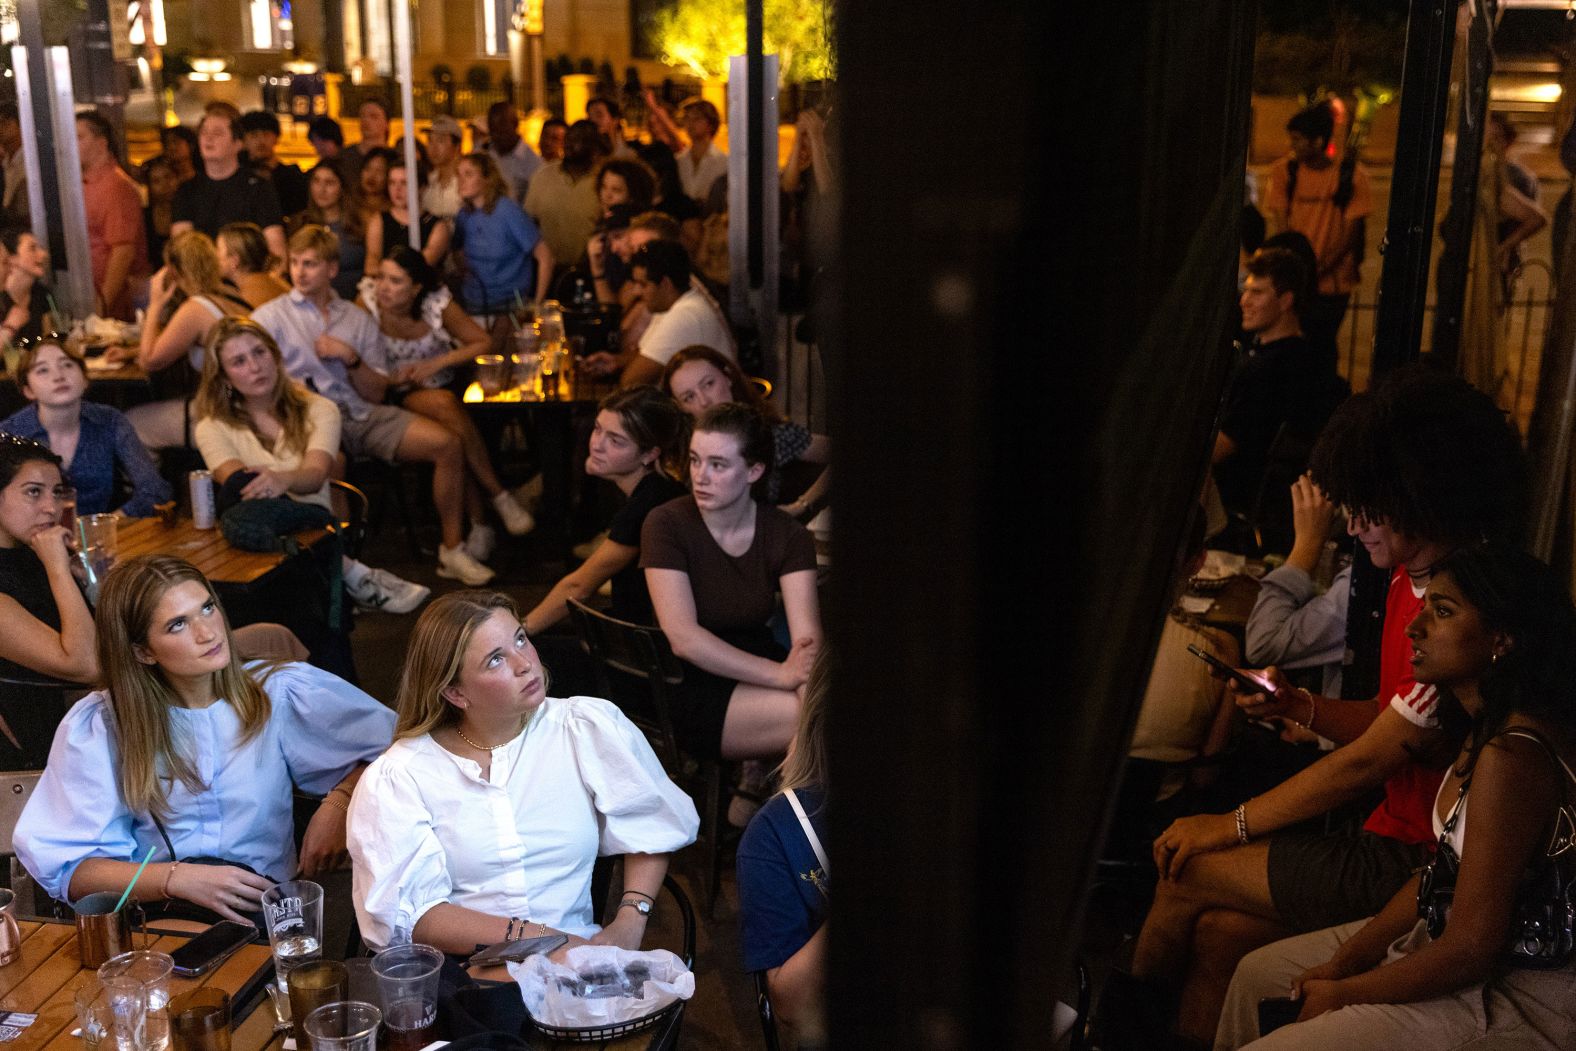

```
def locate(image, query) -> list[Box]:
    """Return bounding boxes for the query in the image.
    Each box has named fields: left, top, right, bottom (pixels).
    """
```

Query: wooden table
left=0, top=920, right=276, bottom=1051
left=1197, top=573, right=1263, bottom=639
left=114, top=517, right=328, bottom=590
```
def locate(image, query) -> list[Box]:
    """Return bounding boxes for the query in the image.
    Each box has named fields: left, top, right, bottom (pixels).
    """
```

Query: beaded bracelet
left=1293, top=688, right=1317, bottom=732
left=1234, top=803, right=1251, bottom=845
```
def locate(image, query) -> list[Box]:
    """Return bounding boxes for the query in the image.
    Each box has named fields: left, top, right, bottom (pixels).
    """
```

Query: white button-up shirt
left=347, top=696, right=699, bottom=949
left=677, top=141, right=728, bottom=203
left=252, top=289, right=389, bottom=421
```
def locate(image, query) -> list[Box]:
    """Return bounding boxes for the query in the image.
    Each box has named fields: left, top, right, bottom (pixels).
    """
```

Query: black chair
left=753, top=970, right=781, bottom=1051
left=329, top=478, right=370, bottom=560
left=566, top=599, right=730, bottom=916
left=346, top=458, right=428, bottom=559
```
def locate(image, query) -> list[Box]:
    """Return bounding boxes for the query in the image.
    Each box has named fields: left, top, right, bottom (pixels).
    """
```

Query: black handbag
left=1417, top=726, right=1576, bottom=969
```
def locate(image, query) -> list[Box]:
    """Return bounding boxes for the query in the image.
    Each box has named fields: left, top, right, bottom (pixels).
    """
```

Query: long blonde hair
left=778, top=647, right=830, bottom=797
left=395, top=590, right=525, bottom=739
left=195, top=317, right=315, bottom=457
left=164, top=230, right=231, bottom=298
left=95, top=556, right=272, bottom=819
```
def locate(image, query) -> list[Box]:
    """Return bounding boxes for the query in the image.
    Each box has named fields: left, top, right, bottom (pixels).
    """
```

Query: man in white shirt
left=253, top=224, right=498, bottom=588
left=486, top=101, right=542, bottom=202
left=618, top=239, right=733, bottom=387
left=676, top=99, right=727, bottom=204
left=422, top=115, right=464, bottom=219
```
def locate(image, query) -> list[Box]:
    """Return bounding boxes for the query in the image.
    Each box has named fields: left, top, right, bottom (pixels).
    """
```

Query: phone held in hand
left=1258, top=996, right=1303, bottom=1034
left=467, top=933, right=568, bottom=969
left=170, top=920, right=257, bottom=977
left=1186, top=644, right=1277, bottom=696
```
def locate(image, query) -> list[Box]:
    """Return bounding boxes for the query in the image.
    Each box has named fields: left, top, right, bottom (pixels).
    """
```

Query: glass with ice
left=260, top=881, right=324, bottom=1024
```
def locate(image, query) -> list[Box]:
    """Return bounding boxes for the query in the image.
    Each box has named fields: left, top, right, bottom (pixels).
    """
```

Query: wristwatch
left=619, top=898, right=652, bottom=917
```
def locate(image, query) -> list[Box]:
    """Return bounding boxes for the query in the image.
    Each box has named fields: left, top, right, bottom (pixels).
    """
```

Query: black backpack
left=1285, top=149, right=1366, bottom=268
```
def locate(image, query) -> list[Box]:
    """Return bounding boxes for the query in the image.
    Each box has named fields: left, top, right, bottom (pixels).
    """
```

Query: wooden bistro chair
left=566, top=598, right=730, bottom=915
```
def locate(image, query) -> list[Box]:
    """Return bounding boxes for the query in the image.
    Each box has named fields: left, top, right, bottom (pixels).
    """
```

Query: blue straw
left=113, top=844, right=158, bottom=913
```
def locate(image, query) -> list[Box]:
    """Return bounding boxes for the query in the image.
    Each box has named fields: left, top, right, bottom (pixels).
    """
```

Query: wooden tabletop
left=0, top=920, right=275, bottom=1051
left=1198, top=573, right=1263, bottom=637
left=115, top=517, right=328, bottom=587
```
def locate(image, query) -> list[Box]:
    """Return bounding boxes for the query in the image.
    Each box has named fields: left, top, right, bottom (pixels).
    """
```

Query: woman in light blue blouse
left=0, top=338, right=171, bottom=518
left=15, top=554, right=396, bottom=923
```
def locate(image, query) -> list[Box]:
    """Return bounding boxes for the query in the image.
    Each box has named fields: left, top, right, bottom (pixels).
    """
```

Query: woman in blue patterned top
left=0, top=338, right=170, bottom=518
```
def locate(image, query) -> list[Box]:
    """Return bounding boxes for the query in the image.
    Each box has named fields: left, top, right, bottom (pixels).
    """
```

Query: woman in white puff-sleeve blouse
left=347, top=590, right=699, bottom=953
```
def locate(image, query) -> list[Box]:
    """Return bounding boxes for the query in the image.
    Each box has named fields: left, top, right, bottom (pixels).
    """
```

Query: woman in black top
left=0, top=226, right=56, bottom=346
left=365, top=155, right=451, bottom=271
left=0, top=435, right=97, bottom=766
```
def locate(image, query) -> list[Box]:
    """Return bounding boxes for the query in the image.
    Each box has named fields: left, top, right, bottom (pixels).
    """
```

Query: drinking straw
left=113, top=844, right=158, bottom=913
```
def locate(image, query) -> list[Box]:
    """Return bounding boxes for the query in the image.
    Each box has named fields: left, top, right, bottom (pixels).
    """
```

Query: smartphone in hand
left=1186, top=644, right=1277, bottom=696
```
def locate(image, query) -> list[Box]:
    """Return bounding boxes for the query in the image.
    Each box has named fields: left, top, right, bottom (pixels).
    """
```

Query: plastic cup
left=371, top=944, right=443, bottom=1051
left=475, top=354, right=509, bottom=396
left=98, top=950, right=174, bottom=1051
left=75, top=976, right=147, bottom=1051
left=302, top=1001, right=380, bottom=1051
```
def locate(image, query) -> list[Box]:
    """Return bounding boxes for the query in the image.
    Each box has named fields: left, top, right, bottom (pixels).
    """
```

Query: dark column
left=15, top=0, right=67, bottom=263
left=1370, top=0, right=1458, bottom=377
left=830, top=0, right=1255, bottom=1043
left=1430, top=1, right=1496, bottom=371
left=324, top=0, right=347, bottom=74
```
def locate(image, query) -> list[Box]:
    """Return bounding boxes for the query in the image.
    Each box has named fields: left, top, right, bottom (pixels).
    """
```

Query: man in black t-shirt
left=171, top=111, right=286, bottom=260
left=240, top=111, right=309, bottom=217
left=1214, top=247, right=1345, bottom=538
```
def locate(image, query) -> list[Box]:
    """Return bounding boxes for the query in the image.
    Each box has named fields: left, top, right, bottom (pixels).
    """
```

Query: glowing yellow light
left=1490, top=81, right=1563, bottom=103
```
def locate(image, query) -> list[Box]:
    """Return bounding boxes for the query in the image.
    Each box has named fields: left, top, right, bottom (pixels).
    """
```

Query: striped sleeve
left=1388, top=680, right=1440, bottom=728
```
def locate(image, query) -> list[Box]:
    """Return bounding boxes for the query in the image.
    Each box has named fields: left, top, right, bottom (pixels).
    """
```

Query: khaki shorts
left=340, top=404, right=415, bottom=464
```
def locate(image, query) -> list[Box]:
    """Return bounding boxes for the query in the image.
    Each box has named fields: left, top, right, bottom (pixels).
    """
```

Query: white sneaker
left=347, top=566, right=431, bottom=614
left=465, top=523, right=497, bottom=561
left=438, top=544, right=496, bottom=586
left=493, top=491, right=535, bottom=536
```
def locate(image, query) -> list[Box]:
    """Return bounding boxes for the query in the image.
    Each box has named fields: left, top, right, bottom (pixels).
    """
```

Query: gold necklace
left=455, top=720, right=526, bottom=752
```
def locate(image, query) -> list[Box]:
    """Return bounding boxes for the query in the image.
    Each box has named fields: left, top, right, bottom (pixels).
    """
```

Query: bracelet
left=622, top=889, right=655, bottom=902
left=346, top=353, right=363, bottom=370
left=321, top=795, right=349, bottom=814
left=619, top=901, right=652, bottom=916
left=506, top=917, right=519, bottom=941
left=1234, top=803, right=1251, bottom=845
left=161, top=861, right=180, bottom=899
left=1295, top=688, right=1317, bottom=732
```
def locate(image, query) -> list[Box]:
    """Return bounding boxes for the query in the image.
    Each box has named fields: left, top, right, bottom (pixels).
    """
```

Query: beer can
left=190, top=470, right=215, bottom=529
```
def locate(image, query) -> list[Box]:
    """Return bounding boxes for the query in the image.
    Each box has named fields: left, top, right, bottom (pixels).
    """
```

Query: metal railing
left=1337, top=258, right=1554, bottom=422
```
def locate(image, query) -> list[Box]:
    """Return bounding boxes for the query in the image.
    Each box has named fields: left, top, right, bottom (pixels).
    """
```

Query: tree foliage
left=650, top=0, right=835, bottom=84
left=1254, top=0, right=1407, bottom=97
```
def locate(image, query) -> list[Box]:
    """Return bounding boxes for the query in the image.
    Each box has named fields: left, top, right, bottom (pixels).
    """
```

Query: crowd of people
left=1092, top=96, right=1576, bottom=1051
left=0, top=91, right=834, bottom=1049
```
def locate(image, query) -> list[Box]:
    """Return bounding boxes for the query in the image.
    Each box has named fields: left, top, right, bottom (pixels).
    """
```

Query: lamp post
left=509, top=0, right=547, bottom=118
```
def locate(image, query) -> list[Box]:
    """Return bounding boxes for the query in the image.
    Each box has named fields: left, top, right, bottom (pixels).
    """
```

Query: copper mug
left=75, top=891, right=134, bottom=970
left=0, top=889, right=19, bottom=966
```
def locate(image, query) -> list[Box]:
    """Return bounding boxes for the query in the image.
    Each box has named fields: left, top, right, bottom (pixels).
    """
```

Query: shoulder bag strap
left=1495, top=727, right=1576, bottom=858
left=783, top=789, right=829, bottom=876
left=149, top=812, right=180, bottom=862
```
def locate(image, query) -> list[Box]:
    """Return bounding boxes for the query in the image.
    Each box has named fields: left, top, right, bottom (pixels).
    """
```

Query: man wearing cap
left=422, top=115, right=464, bottom=220
left=242, top=110, right=309, bottom=216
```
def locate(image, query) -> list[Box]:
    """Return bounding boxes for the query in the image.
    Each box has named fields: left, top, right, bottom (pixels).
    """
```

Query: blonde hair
left=777, top=646, right=830, bottom=796
left=95, top=555, right=273, bottom=820
left=458, top=152, right=509, bottom=213
left=164, top=230, right=229, bottom=297
left=395, top=590, right=526, bottom=739
left=288, top=223, right=340, bottom=263
left=195, top=317, right=315, bottom=457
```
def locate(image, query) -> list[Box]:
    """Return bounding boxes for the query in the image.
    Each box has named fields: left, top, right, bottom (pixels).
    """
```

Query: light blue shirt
left=251, top=290, right=389, bottom=421
left=15, top=661, right=396, bottom=904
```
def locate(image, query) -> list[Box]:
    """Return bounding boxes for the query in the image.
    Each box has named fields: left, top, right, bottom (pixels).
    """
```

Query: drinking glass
left=98, top=950, right=174, bottom=1051
left=512, top=352, right=542, bottom=397
left=75, top=976, right=147, bottom=1051
left=76, top=513, right=118, bottom=576
left=302, top=1001, right=380, bottom=1051
left=260, top=880, right=324, bottom=1024
left=168, top=988, right=230, bottom=1051
left=474, top=354, right=509, bottom=396
left=370, top=945, right=443, bottom=1051
left=287, top=960, right=349, bottom=1050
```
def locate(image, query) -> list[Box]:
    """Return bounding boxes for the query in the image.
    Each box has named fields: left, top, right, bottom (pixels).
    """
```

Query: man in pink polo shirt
left=77, top=110, right=147, bottom=320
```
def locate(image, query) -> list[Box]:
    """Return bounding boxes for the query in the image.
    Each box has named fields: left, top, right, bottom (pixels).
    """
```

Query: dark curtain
left=829, top=0, right=1256, bottom=1044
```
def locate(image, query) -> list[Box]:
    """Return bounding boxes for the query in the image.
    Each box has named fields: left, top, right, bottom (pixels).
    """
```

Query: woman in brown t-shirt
left=641, top=403, right=821, bottom=777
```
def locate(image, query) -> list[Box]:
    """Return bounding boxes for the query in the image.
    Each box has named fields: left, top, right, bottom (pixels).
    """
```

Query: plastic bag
left=507, top=946, right=694, bottom=1029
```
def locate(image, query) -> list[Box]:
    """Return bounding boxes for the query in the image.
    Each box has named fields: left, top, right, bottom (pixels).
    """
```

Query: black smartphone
left=1257, top=996, right=1303, bottom=1035
left=467, top=933, right=568, bottom=968
left=169, top=921, right=256, bottom=977
left=1186, top=644, right=1276, bottom=696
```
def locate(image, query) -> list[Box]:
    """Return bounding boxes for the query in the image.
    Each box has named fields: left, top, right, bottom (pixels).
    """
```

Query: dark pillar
left=15, top=0, right=67, bottom=263
left=1430, top=0, right=1496, bottom=372
left=1370, top=0, right=1458, bottom=377
left=325, top=0, right=347, bottom=74
left=830, top=0, right=1255, bottom=1043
